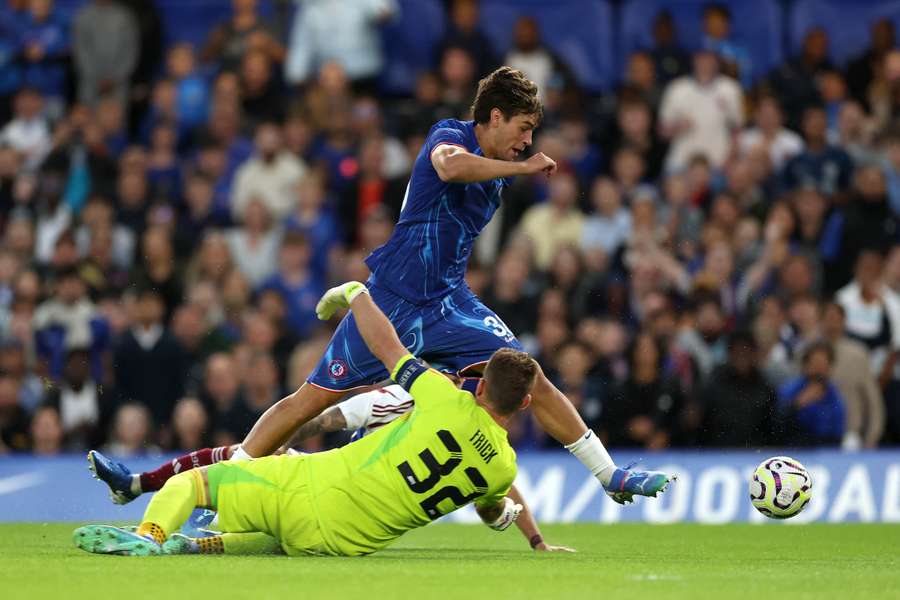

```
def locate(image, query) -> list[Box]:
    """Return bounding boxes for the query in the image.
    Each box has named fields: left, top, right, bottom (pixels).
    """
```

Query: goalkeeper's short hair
left=483, top=348, right=538, bottom=415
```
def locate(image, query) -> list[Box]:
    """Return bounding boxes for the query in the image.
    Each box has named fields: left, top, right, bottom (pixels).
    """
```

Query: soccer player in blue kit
left=235, top=67, right=673, bottom=503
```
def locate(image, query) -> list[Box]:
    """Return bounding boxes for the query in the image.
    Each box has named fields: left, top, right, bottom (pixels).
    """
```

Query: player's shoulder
left=426, top=119, right=476, bottom=150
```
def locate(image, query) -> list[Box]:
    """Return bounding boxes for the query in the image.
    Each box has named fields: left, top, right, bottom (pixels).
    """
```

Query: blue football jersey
left=365, top=119, right=511, bottom=304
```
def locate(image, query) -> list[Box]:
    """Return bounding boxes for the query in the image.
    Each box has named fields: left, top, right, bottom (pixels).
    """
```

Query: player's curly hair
left=471, top=66, right=543, bottom=125
left=483, top=348, right=538, bottom=415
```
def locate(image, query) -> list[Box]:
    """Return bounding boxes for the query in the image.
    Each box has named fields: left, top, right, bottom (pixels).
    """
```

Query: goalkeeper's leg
left=136, top=468, right=212, bottom=544
left=164, top=532, right=282, bottom=555
left=73, top=469, right=210, bottom=556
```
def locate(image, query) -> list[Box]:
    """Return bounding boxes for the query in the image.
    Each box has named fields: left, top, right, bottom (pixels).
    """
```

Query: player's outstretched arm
left=431, top=144, right=557, bottom=183
left=507, top=485, right=576, bottom=553
left=283, top=406, right=347, bottom=448
left=316, top=282, right=409, bottom=374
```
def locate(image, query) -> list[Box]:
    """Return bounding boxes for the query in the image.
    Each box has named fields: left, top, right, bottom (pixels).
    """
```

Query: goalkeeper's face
left=495, top=112, right=537, bottom=161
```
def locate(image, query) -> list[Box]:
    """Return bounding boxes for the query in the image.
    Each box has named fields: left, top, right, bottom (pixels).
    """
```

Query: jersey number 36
left=396, top=430, right=488, bottom=520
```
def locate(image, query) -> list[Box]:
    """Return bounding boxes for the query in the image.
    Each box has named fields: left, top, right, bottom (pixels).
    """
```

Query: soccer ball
left=749, top=456, right=812, bottom=519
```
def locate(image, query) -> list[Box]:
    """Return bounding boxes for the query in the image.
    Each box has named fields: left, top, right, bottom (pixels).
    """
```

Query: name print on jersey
left=469, top=429, right=499, bottom=464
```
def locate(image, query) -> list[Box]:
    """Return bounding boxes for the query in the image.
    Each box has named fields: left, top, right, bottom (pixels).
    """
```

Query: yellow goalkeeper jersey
left=305, top=355, right=517, bottom=556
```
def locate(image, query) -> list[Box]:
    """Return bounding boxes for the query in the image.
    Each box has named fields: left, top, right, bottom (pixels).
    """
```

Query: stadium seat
left=790, top=0, right=900, bottom=66
left=478, top=0, right=614, bottom=93
left=619, top=0, right=783, bottom=84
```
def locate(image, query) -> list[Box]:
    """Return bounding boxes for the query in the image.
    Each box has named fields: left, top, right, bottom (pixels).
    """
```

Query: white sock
left=565, top=430, right=616, bottom=486
left=130, top=474, right=142, bottom=495
left=230, top=446, right=255, bottom=461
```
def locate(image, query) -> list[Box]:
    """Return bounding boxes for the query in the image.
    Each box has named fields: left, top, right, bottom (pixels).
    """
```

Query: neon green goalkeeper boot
left=73, top=525, right=161, bottom=556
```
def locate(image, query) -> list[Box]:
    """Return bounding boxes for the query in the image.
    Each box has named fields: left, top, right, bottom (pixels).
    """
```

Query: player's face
left=497, top=113, right=537, bottom=161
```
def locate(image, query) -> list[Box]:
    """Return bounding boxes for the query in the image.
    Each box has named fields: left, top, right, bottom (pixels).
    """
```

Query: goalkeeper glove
left=487, top=497, right=523, bottom=531
left=315, top=281, right=369, bottom=320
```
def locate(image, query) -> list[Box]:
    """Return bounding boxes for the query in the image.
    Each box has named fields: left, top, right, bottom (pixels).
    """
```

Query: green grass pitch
left=0, top=523, right=898, bottom=600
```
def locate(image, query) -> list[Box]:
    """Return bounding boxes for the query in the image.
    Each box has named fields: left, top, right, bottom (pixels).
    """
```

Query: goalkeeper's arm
left=476, top=486, right=576, bottom=552
left=316, top=282, right=409, bottom=373
left=475, top=496, right=522, bottom=532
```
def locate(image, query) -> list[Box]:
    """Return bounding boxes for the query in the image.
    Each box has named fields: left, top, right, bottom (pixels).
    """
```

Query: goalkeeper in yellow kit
left=73, top=281, right=536, bottom=557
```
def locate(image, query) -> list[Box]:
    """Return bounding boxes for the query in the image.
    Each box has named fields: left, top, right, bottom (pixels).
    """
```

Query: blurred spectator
left=165, top=43, right=209, bottom=130
left=226, top=198, right=282, bottom=288
left=557, top=116, right=602, bottom=190
left=0, top=338, right=42, bottom=413
left=698, top=330, right=779, bottom=446
left=231, top=122, right=307, bottom=222
left=203, top=0, right=284, bottom=72
left=130, top=227, right=183, bottom=319
left=675, top=295, right=727, bottom=382
left=659, top=49, right=743, bottom=171
left=0, top=87, right=50, bottom=169
left=338, top=137, right=403, bottom=247
left=605, top=331, right=682, bottom=449
left=867, top=49, right=900, bottom=132
left=836, top=249, right=900, bottom=381
left=552, top=340, right=605, bottom=433
left=769, top=28, right=832, bottom=129
left=619, top=51, right=663, bottom=114
left=517, top=171, right=584, bottom=271
left=822, top=301, right=885, bottom=449
left=104, top=401, right=158, bottom=456
left=701, top=4, right=751, bottom=86
left=581, top=176, right=631, bottom=258
left=240, top=49, right=284, bottom=126
left=259, top=231, right=324, bottom=338
left=610, top=99, right=665, bottom=181
left=782, top=105, right=853, bottom=198
left=285, top=0, right=395, bottom=88
left=504, top=16, right=569, bottom=101
left=32, top=267, right=107, bottom=381
left=75, top=195, right=136, bottom=272
left=350, top=96, right=410, bottom=178
left=835, top=100, right=877, bottom=165
left=481, top=251, right=539, bottom=338
left=437, top=0, right=496, bottom=79
left=73, top=0, right=138, bottom=109
left=243, top=351, right=281, bottom=415
left=0, top=373, right=29, bottom=452
left=186, top=231, right=234, bottom=290
left=202, top=352, right=253, bottom=446
left=170, top=396, right=210, bottom=451
left=176, top=171, right=222, bottom=255
left=648, top=11, right=689, bottom=85
left=438, top=46, right=477, bottom=119
left=839, top=165, right=900, bottom=275
left=738, top=95, right=803, bottom=172
left=29, top=404, right=62, bottom=454
left=112, top=288, right=186, bottom=428
left=19, top=0, right=68, bottom=117
left=778, top=342, right=845, bottom=446
left=847, top=18, right=895, bottom=106
left=43, top=347, right=107, bottom=448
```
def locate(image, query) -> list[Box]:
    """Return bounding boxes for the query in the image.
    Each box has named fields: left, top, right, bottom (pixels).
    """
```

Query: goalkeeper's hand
left=487, top=497, right=523, bottom=531
left=315, top=281, right=369, bottom=320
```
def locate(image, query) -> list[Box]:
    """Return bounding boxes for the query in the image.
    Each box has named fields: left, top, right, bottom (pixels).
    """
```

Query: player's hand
left=534, top=542, right=576, bottom=553
left=520, top=152, right=557, bottom=177
left=487, top=497, right=523, bottom=531
left=315, top=281, right=369, bottom=320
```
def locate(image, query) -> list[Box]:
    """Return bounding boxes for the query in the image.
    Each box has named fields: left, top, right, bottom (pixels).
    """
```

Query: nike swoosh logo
left=0, top=472, right=45, bottom=496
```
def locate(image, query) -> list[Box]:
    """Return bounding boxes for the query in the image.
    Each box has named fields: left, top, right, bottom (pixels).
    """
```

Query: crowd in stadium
left=0, top=0, right=898, bottom=457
